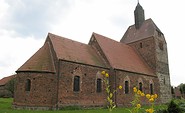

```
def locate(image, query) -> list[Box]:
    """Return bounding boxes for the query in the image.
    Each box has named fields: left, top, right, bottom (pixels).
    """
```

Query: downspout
left=56, top=60, right=60, bottom=110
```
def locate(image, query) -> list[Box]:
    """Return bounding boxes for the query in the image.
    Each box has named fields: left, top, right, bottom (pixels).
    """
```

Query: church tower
left=121, top=2, right=172, bottom=103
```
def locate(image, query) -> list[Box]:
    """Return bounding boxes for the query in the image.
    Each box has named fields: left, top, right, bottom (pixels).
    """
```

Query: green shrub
left=167, top=100, right=183, bottom=113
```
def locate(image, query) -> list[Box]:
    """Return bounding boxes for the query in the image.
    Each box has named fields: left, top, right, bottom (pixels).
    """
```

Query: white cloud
left=0, top=31, right=44, bottom=78
left=0, top=0, right=184, bottom=86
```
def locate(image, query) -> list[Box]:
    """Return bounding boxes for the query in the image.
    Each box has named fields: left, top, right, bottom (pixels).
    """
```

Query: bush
left=167, top=100, right=183, bottom=113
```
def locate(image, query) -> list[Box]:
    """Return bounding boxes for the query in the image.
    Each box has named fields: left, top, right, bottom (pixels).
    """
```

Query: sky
left=0, top=0, right=184, bottom=86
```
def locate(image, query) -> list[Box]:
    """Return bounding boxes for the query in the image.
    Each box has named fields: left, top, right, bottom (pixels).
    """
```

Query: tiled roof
left=48, top=33, right=107, bottom=67
left=17, top=42, right=56, bottom=73
left=121, top=18, right=162, bottom=44
left=93, top=33, right=155, bottom=76
left=0, top=75, right=16, bottom=86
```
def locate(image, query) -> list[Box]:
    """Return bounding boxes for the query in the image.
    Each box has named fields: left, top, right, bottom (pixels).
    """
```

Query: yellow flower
left=119, top=85, right=122, bottom=89
left=133, top=87, right=137, bottom=93
left=105, top=73, right=109, bottom=77
left=151, top=95, right=155, bottom=99
left=110, top=93, right=113, bottom=98
left=101, top=71, right=105, bottom=75
left=149, top=98, right=154, bottom=102
left=154, top=94, right=158, bottom=99
left=137, top=90, right=141, bottom=95
left=141, top=93, right=145, bottom=97
left=146, top=94, right=151, bottom=99
left=146, top=108, right=154, bottom=113
left=136, top=104, right=141, bottom=108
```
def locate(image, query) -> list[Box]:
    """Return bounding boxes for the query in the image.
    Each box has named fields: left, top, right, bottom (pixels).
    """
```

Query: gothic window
left=139, top=82, right=143, bottom=91
left=73, top=76, right=80, bottom=92
left=25, top=79, right=31, bottom=91
left=125, top=81, right=129, bottom=94
left=150, top=83, right=154, bottom=94
left=96, top=78, right=102, bottom=93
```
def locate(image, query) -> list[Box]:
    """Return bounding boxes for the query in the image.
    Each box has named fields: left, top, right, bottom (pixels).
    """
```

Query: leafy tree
left=179, top=83, right=185, bottom=94
left=171, top=86, right=175, bottom=94
left=5, top=78, right=15, bottom=97
left=167, top=100, right=183, bottom=113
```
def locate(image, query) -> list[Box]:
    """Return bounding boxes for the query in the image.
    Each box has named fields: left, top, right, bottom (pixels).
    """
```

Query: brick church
left=13, top=2, right=172, bottom=110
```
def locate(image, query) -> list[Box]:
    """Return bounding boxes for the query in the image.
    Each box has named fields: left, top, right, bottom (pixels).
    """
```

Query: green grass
left=0, top=98, right=166, bottom=113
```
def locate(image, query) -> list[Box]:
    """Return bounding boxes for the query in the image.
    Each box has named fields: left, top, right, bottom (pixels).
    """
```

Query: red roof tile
left=48, top=33, right=107, bottom=67
left=121, top=18, right=161, bottom=44
left=0, top=75, right=16, bottom=86
left=17, top=42, right=56, bottom=73
left=93, top=33, right=155, bottom=76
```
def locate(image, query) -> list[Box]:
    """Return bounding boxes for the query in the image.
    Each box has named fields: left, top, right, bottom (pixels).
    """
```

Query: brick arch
left=124, top=76, right=130, bottom=94
left=95, top=71, right=103, bottom=93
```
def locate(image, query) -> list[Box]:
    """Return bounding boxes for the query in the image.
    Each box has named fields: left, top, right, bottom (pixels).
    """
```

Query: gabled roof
left=17, top=42, right=56, bottom=73
left=48, top=33, right=107, bottom=67
left=0, top=74, right=16, bottom=86
left=93, top=33, right=155, bottom=76
left=121, top=18, right=162, bottom=44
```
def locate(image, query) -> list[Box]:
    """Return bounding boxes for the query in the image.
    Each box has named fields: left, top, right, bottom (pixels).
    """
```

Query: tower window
left=73, top=76, right=80, bottom=92
left=139, top=82, right=143, bottom=91
left=125, top=81, right=129, bottom=94
left=164, top=77, right=166, bottom=85
left=96, top=78, right=102, bottom=93
left=25, top=79, right=31, bottom=91
left=140, top=42, right=143, bottom=48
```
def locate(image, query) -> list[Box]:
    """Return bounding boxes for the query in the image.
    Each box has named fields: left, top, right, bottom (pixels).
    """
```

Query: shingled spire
left=134, top=2, right=145, bottom=29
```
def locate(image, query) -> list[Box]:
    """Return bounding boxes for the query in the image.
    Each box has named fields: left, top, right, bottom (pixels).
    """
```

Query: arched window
left=73, top=76, right=80, bottom=92
left=125, top=81, right=129, bottom=94
left=96, top=78, right=102, bottom=92
left=139, top=82, right=143, bottom=91
left=150, top=83, right=154, bottom=94
left=25, top=79, right=31, bottom=91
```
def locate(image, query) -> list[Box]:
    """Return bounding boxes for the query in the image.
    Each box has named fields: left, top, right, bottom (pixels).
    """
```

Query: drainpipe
left=56, top=60, right=60, bottom=110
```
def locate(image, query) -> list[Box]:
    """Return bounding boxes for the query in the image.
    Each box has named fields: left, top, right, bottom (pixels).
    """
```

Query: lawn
left=0, top=98, right=166, bottom=113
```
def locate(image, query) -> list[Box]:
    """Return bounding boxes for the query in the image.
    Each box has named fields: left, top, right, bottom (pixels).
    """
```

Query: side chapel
left=13, top=2, right=172, bottom=110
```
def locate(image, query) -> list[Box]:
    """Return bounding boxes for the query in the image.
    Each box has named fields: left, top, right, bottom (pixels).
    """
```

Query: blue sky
left=0, top=0, right=184, bottom=86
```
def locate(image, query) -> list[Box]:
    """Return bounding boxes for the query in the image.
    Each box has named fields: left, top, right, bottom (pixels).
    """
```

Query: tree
left=5, top=78, right=15, bottom=97
left=179, top=83, right=185, bottom=94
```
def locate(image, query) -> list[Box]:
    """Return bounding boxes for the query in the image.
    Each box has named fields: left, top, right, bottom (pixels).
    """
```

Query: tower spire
left=134, top=2, right=145, bottom=29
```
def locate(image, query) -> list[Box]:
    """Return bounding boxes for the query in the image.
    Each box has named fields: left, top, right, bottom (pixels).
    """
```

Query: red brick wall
left=13, top=72, right=57, bottom=109
left=115, top=70, right=161, bottom=106
left=57, top=60, right=108, bottom=108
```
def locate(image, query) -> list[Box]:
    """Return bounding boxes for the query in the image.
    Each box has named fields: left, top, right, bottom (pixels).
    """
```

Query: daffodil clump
left=101, top=71, right=122, bottom=112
